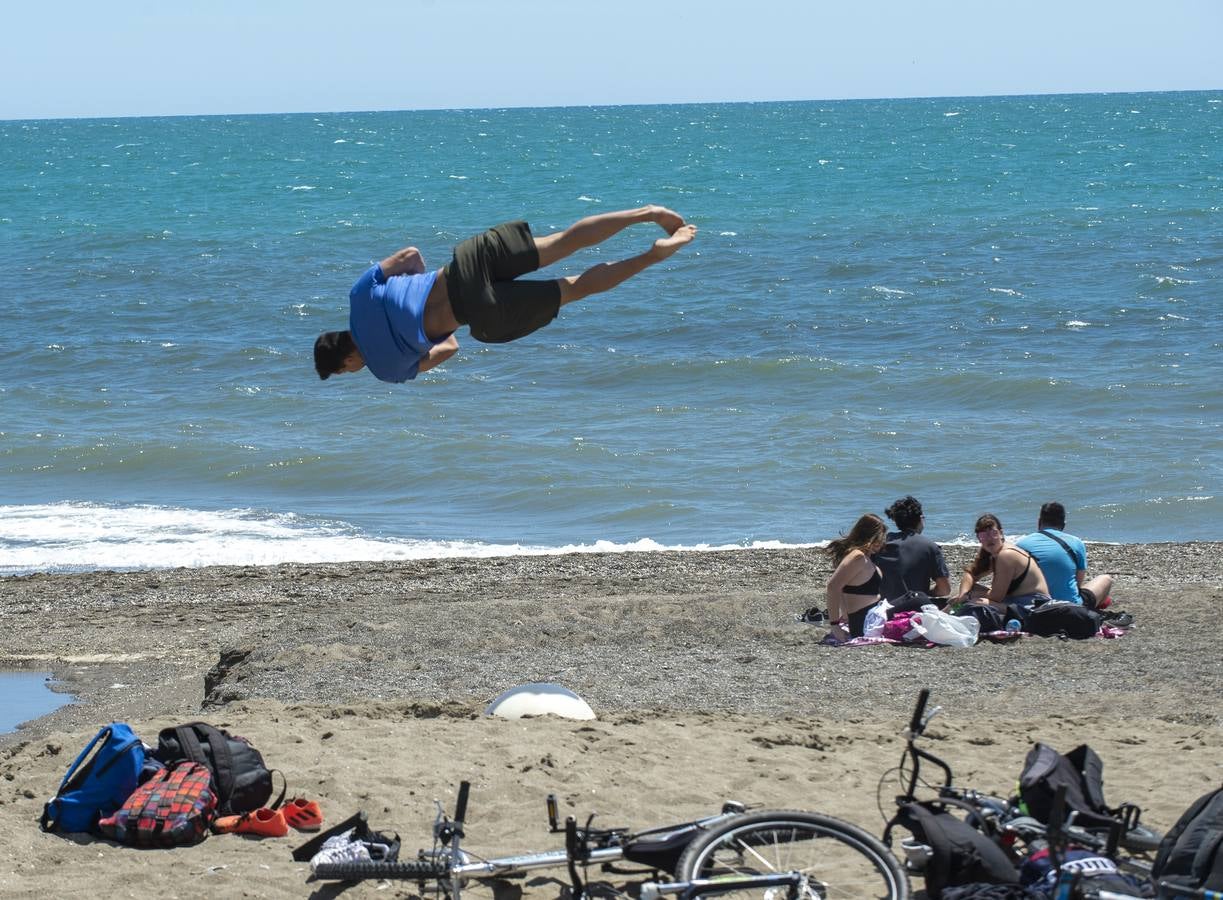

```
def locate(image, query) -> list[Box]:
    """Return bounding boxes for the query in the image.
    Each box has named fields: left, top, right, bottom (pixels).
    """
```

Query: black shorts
left=847, top=605, right=871, bottom=639
left=444, top=220, right=562, bottom=344
left=1079, top=586, right=1098, bottom=609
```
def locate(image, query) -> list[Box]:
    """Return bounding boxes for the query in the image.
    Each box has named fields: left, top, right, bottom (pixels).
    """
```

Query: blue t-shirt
left=1016, top=529, right=1088, bottom=603
left=348, top=264, right=440, bottom=383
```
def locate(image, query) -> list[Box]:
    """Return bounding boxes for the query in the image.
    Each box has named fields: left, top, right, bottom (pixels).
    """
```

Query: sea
left=1, top=91, right=1220, bottom=576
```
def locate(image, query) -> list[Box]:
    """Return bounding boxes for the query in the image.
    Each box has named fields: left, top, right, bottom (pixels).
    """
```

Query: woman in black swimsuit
left=825, top=513, right=888, bottom=641
left=958, top=513, right=1052, bottom=614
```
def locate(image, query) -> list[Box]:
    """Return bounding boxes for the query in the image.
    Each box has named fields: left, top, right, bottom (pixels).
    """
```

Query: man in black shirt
left=872, top=495, right=951, bottom=600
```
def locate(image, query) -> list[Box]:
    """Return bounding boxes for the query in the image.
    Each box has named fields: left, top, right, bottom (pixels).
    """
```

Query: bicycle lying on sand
left=877, top=689, right=1218, bottom=900
left=310, top=780, right=911, bottom=899
left=881, top=689, right=1159, bottom=859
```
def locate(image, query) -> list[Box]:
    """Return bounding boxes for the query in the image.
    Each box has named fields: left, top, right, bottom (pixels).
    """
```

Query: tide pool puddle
left=1, top=671, right=72, bottom=734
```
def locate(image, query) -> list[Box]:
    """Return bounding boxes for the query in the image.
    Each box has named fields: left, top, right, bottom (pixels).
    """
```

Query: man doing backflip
left=314, top=206, right=697, bottom=383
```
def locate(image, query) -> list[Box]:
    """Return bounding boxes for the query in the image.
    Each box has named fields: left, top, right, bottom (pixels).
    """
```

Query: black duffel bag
left=1023, top=601, right=1102, bottom=639
left=155, top=722, right=282, bottom=815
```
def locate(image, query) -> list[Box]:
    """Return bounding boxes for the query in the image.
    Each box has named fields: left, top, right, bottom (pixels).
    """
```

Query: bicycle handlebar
left=455, top=781, right=470, bottom=824
left=909, top=689, right=930, bottom=734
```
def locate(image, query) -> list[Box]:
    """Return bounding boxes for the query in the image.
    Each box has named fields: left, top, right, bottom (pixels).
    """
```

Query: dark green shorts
left=444, top=220, right=562, bottom=344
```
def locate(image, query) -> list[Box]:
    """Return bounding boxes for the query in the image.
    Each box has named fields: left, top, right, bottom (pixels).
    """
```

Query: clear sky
left=3, top=0, right=1221, bottom=120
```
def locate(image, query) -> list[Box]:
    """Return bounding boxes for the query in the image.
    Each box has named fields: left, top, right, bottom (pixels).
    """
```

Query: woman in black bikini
left=825, top=513, right=888, bottom=642
left=957, top=513, right=1052, bottom=614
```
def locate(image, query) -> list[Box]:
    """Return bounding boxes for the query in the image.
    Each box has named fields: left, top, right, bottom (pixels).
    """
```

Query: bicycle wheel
left=676, top=809, right=910, bottom=900
left=313, top=858, right=448, bottom=881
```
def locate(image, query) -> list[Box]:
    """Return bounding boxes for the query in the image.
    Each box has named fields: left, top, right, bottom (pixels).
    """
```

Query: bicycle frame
left=897, top=689, right=953, bottom=802
left=407, top=781, right=760, bottom=900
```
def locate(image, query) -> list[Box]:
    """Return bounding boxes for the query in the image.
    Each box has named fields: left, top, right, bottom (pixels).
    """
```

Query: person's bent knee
left=557, top=275, right=584, bottom=306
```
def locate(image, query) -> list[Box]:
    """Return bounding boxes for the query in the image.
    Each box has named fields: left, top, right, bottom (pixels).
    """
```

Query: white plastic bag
left=862, top=599, right=893, bottom=638
left=912, top=604, right=980, bottom=648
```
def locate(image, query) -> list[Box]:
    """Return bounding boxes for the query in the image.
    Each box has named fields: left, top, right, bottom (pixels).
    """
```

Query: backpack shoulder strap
left=1020, top=743, right=1061, bottom=787
left=176, top=723, right=237, bottom=808
left=1039, top=529, right=1082, bottom=568
left=172, top=723, right=211, bottom=766
left=1069, top=744, right=1109, bottom=813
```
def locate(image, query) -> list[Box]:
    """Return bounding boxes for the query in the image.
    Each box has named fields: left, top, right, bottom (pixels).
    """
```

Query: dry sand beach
left=1, top=542, right=1220, bottom=898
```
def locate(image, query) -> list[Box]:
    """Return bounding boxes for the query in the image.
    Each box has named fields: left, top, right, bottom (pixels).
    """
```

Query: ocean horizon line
left=4, top=86, right=1218, bottom=125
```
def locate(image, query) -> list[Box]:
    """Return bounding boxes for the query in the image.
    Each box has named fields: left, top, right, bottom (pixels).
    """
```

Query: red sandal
left=213, top=807, right=289, bottom=838
left=281, top=797, right=324, bottom=831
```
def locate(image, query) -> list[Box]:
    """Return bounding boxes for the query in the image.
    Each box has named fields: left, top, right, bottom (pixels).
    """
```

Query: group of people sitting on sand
left=824, top=498, right=1115, bottom=642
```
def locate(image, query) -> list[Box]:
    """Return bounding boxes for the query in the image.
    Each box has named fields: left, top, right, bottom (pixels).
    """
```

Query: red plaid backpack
left=97, top=760, right=217, bottom=847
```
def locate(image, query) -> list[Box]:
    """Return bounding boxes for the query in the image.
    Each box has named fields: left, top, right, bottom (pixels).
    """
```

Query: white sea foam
left=0, top=503, right=820, bottom=576
left=870, top=285, right=911, bottom=296
left=988, top=288, right=1023, bottom=297
left=1065, top=320, right=1089, bottom=328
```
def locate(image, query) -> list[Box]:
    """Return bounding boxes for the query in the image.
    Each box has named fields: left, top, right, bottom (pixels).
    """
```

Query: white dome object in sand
left=484, top=682, right=597, bottom=720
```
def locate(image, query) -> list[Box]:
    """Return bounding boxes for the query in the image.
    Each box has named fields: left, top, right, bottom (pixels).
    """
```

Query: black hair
left=884, top=495, right=923, bottom=531
left=314, top=330, right=357, bottom=380
left=1038, top=501, right=1067, bottom=530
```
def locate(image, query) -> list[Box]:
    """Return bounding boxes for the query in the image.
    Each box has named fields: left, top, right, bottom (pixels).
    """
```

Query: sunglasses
left=976, top=527, right=1001, bottom=539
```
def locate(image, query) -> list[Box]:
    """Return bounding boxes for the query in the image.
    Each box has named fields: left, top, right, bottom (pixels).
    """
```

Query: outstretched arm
left=418, top=334, right=459, bottom=373
left=380, top=246, right=427, bottom=277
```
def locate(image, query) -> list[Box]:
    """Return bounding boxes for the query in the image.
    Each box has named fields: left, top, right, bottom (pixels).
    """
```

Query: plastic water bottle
left=1006, top=618, right=1023, bottom=634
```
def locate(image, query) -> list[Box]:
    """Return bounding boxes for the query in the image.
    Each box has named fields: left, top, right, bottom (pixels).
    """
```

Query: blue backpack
left=40, top=723, right=147, bottom=833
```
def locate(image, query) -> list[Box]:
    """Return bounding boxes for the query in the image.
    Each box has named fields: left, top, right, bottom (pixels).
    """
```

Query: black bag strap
left=175, top=722, right=237, bottom=807
left=1039, top=530, right=1081, bottom=568
left=268, top=769, right=288, bottom=811
left=1068, top=744, right=1109, bottom=814
left=171, top=724, right=209, bottom=765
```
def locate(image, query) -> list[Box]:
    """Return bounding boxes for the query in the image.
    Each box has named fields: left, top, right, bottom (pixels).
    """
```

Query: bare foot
left=646, top=205, right=686, bottom=235
left=649, top=223, right=697, bottom=260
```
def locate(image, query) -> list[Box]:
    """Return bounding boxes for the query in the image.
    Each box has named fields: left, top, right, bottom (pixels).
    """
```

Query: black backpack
left=154, top=722, right=282, bottom=816
left=1023, top=601, right=1102, bottom=639
left=1017, top=743, right=1137, bottom=834
left=1151, top=785, right=1223, bottom=893
left=892, top=800, right=1020, bottom=899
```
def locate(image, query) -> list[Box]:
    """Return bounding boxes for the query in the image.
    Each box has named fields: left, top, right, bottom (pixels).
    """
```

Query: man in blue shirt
left=314, top=205, right=697, bottom=383
left=1015, top=502, right=1114, bottom=609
